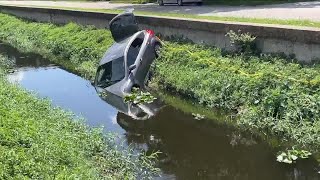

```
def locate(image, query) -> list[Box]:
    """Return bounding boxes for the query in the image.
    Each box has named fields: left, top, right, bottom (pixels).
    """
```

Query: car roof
left=99, top=37, right=130, bottom=66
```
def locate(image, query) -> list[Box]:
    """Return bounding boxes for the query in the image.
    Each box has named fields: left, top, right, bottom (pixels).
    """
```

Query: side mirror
left=128, top=64, right=136, bottom=72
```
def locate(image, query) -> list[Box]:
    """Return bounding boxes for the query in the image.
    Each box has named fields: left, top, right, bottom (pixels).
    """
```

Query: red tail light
left=146, top=29, right=155, bottom=36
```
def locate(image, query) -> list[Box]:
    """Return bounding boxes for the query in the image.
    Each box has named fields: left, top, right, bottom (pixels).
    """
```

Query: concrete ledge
left=0, top=5, right=320, bottom=62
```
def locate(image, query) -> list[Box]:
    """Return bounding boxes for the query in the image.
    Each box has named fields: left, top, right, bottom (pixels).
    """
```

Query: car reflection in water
left=95, top=86, right=166, bottom=160
left=95, top=86, right=164, bottom=121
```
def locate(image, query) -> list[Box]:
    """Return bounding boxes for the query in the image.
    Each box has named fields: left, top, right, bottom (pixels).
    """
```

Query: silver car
left=94, top=11, right=162, bottom=98
left=158, top=0, right=203, bottom=6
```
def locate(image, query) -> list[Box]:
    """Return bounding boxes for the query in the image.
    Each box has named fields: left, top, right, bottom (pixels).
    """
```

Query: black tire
left=154, top=43, right=162, bottom=58
left=144, top=70, right=151, bottom=87
left=158, top=0, right=164, bottom=6
left=145, top=43, right=162, bottom=86
left=197, top=2, right=203, bottom=6
left=177, top=0, right=183, bottom=6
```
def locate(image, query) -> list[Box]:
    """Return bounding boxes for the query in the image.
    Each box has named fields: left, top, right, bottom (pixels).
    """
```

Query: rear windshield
left=96, top=58, right=125, bottom=88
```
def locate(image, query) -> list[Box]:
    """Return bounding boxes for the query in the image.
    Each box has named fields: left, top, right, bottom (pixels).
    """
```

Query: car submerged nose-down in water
left=94, top=11, right=162, bottom=98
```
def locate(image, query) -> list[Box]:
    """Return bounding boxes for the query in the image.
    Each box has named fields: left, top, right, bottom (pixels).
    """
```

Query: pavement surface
left=0, top=1, right=320, bottom=21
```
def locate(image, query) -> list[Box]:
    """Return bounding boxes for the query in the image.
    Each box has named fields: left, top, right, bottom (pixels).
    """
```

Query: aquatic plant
left=124, top=88, right=157, bottom=104
left=192, top=113, right=205, bottom=120
left=277, top=148, right=312, bottom=164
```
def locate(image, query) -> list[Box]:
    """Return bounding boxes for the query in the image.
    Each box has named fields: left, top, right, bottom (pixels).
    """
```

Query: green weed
left=226, top=30, right=257, bottom=55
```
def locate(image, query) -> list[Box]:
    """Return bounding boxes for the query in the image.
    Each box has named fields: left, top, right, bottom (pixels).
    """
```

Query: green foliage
left=153, top=41, right=320, bottom=150
left=226, top=30, right=257, bottom=55
left=0, top=14, right=114, bottom=80
left=0, top=55, right=14, bottom=72
left=277, top=148, right=312, bottom=164
left=124, top=88, right=157, bottom=104
left=0, top=55, right=159, bottom=179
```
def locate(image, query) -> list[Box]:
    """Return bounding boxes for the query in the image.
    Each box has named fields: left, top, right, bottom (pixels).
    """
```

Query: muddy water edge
left=2, top=42, right=319, bottom=180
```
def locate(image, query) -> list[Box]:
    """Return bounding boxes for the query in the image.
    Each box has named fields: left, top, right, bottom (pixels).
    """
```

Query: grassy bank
left=0, top=55, right=158, bottom=178
left=153, top=42, right=320, bottom=150
left=0, top=13, right=114, bottom=79
left=0, top=13, right=320, bottom=152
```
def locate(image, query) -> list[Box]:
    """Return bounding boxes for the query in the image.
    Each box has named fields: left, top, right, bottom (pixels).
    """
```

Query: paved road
left=0, top=1, right=320, bottom=21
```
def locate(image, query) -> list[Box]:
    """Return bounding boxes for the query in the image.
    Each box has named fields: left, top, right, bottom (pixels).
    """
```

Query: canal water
left=2, top=43, right=319, bottom=180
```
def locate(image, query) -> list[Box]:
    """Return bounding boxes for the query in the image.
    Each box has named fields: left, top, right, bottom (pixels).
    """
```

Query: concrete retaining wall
left=1, top=5, right=320, bottom=62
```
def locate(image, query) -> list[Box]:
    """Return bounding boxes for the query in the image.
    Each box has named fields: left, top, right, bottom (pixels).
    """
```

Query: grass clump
left=152, top=42, right=320, bottom=151
left=0, top=55, right=159, bottom=179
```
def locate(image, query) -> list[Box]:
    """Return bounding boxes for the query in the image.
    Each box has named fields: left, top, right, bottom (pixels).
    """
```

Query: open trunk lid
left=109, top=12, right=139, bottom=42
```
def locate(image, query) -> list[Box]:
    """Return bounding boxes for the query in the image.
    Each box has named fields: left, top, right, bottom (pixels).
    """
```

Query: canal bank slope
left=0, top=13, right=319, bottom=153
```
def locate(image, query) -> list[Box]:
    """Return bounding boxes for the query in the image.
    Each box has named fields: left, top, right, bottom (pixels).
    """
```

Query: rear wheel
left=177, top=0, right=183, bottom=6
left=144, top=70, right=151, bottom=87
left=154, top=43, right=162, bottom=58
left=158, top=0, right=164, bottom=6
left=145, top=43, right=162, bottom=86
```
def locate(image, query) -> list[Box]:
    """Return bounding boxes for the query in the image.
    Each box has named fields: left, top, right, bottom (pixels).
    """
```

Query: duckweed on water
left=0, top=55, right=159, bottom=179
left=0, top=13, right=320, bottom=153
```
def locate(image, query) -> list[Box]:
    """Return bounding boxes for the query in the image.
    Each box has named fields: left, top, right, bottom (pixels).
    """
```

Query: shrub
left=226, top=30, right=257, bottom=55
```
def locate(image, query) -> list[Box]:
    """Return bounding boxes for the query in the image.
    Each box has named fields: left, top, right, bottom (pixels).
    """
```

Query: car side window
left=127, top=46, right=139, bottom=68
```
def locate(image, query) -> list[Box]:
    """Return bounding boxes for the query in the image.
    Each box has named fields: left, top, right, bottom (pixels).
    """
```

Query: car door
left=109, top=12, right=139, bottom=43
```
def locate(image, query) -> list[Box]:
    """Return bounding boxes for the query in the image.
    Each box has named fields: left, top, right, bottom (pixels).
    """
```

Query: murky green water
left=2, top=43, right=319, bottom=180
